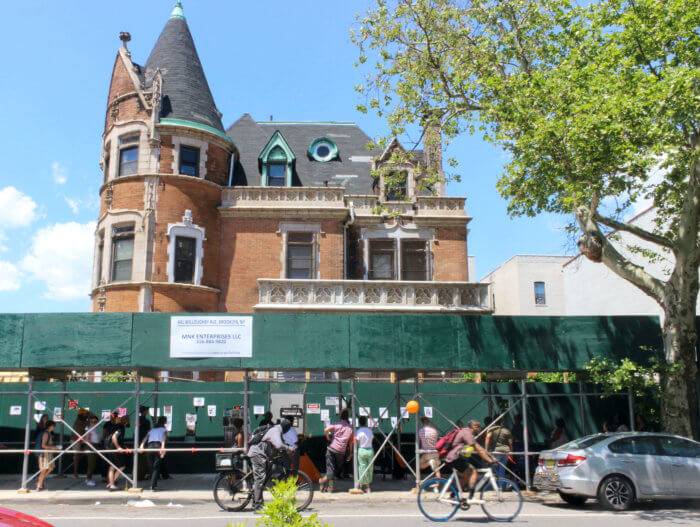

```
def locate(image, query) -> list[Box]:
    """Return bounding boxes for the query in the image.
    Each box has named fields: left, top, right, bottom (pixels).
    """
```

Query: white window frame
left=279, top=223, right=321, bottom=279
left=166, top=210, right=206, bottom=286
left=361, top=223, right=434, bottom=280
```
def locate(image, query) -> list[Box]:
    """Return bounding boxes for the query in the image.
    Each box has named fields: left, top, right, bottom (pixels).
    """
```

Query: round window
left=310, top=139, right=336, bottom=162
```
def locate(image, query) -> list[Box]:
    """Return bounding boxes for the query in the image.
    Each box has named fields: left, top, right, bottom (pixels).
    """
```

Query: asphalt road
left=5, top=497, right=699, bottom=527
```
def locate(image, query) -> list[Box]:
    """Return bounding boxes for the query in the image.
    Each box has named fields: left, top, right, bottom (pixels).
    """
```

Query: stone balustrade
left=222, top=186, right=346, bottom=208
left=256, top=279, right=491, bottom=313
left=415, top=196, right=466, bottom=216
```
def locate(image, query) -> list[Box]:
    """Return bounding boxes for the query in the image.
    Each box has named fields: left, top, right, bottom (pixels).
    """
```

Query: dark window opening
left=369, top=239, right=396, bottom=280
left=111, top=224, right=134, bottom=282
left=385, top=172, right=407, bottom=201
left=287, top=232, right=314, bottom=279
left=534, top=281, right=546, bottom=305
left=174, top=236, right=196, bottom=283
left=401, top=240, right=429, bottom=280
left=268, top=163, right=286, bottom=186
left=96, top=232, right=104, bottom=284
left=179, top=145, right=200, bottom=177
left=103, top=154, right=110, bottom=184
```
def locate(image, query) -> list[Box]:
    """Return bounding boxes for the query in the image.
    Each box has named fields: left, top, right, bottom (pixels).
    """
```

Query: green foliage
left=528, top=372, right=578, bottom=383
left=256, top=478, right=329, bottom=527
left=100, top=371, right=134, bottom=382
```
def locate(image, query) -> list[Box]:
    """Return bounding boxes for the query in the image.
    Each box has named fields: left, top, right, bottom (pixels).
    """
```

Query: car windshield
left=557, top=434, right=607, bottom=450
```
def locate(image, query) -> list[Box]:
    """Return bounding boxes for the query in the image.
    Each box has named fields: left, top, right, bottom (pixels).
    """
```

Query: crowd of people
left=30, top=405, right=170, bottom=492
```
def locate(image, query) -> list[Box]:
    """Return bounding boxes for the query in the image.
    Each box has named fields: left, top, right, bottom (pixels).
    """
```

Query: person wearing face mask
left=247, top=418, right=295, bottom=512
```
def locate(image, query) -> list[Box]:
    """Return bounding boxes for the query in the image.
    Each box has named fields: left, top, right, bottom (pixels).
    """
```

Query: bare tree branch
left=593, top=211, right=676, bottom=250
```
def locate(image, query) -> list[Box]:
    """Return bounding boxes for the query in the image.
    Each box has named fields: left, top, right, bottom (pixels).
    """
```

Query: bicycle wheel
left=292, top=470, right=314, bottom=511
left=417, top=478, right=460, bottom=522
left=480, top=478, right=523, bottom=522
left=213, top=470, right=252, bottom=512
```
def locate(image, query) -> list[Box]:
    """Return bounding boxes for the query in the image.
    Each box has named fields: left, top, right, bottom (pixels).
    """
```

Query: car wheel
left=598, top=475, right=634, bottom=511
left=558, top=492, right=588, bottom=506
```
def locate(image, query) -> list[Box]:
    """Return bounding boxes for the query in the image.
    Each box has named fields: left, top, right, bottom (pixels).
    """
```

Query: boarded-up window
left=369, top=239, right=396, bottom=280
left=401, top=240, right=429, bottom=280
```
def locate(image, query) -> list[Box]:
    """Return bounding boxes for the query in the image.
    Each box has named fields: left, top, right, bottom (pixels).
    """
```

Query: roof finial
left=170, top=1, right=185, bottom=20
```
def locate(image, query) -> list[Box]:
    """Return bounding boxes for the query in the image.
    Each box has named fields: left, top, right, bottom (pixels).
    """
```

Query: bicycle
left=213, top=453, right=314, bottom=512
left=417, top=463, right=523, bottom=522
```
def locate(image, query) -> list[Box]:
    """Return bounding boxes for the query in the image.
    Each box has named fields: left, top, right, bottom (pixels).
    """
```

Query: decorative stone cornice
left=90, top=280, right=220, bottom=298
left=99, top=173, right=223, bottom=194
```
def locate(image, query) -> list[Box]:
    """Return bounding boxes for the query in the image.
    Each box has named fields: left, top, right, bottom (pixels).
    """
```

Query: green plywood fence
left=0, top=313, right=670, bottom=372
left=0, top=380, right=636, bottom=474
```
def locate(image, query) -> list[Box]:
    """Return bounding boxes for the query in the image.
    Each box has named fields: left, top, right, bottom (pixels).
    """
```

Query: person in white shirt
left=355, top=416, right=374, bottom=493
left=281, top=418, right=300, bottom=474
left=140, top=416, right=168, bottom=491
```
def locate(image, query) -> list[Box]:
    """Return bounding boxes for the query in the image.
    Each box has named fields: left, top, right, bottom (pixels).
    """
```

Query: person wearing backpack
left=247, top=418, right=295, bottom=512
left=438, top=420, right=495, bottom=505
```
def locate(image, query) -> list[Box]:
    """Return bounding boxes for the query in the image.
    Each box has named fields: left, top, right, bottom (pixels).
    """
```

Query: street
left=3, top=494, right=698, bottom=526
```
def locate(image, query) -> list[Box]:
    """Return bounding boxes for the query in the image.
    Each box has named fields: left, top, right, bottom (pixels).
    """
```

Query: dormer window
left=259, top=131, right=295, bottom=187
left=385, top=171, right=408, bottom=201
left=308, top=137, right=338, bottom=162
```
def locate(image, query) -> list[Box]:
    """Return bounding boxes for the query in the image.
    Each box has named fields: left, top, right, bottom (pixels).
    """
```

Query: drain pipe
left=227, top=152, right=235, bottom=187
left=343, top=202, right=356, bottom=279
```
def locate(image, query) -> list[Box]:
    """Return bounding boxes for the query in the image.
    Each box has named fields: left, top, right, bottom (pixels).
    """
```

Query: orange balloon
left=406, top=400, right=420, bottom=414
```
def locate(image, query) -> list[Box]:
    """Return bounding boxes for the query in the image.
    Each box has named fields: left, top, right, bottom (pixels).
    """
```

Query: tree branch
left=593, top=211, right=676, bottom=250
left=576, top=197, right=666, bottom=303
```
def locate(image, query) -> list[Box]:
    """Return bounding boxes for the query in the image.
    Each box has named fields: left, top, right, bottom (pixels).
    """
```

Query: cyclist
left=247, top=418, right=295, bottom=512
left=443, top=419, right=496, bottom=504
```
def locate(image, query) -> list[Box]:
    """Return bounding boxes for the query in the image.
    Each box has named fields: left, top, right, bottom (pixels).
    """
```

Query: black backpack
left=247, top=424, right=272, bottom=448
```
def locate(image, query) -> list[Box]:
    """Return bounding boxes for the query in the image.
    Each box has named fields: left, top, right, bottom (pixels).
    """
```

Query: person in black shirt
left=137, top=406, right=151, bottom=480
left=259, top=411, right=274, bottom=427
left=105, top=414, right=127, bottom=491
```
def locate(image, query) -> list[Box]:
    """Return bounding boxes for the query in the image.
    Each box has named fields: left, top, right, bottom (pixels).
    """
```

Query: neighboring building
left=91, top=4, right=489, bottom=321
left=481, top=255, right=570, bottom=316
left=483, top=208, right=700, bottom=317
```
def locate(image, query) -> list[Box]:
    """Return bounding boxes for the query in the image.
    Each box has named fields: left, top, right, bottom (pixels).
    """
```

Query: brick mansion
left=91, top=2, right=490, bottom=317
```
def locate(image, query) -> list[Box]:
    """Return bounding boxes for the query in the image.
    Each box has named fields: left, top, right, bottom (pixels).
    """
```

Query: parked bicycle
left=213, top=452, right=314, bottom=512
left=418, top=464, right=523, bottom=522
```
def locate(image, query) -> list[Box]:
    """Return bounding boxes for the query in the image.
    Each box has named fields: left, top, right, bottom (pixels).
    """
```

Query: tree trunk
left=661, top=282, right=699, bottom=439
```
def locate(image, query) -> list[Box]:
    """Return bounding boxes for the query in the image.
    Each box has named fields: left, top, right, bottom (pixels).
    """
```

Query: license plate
left=545, top=459, right=556, bottom=468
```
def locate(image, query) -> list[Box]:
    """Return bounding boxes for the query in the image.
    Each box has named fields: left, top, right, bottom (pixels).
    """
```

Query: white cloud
left=65, top=197, right=80, bottom=215
left=0, top=186, right=38, bottom=229
left=52, top=162, right=67, bottom=185
left=20, top=221, right=96, bottom=300
left=0, top=261, right=21, bottom=291
left=63, top=194, right=101, bottom=215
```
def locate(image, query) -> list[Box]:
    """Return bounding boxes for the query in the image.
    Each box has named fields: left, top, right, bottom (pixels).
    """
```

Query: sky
left=0, top=0, right=577, bottom=313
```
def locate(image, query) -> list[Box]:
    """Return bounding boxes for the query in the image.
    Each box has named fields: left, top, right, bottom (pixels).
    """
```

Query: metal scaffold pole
left=521, top=379, right=531, bottom=490
left=58, top=380, right=66, bottom=475
left=414, top=378, right=420, bottom=490
left=243, top=371, right=250, bottom=449
left=19, top=377, right=33, bottom=492
left=628, top=387, right=635, bottom=431
left=130, top=375, right=141, bottom=492
left=350, top=378, right=359, bottom=490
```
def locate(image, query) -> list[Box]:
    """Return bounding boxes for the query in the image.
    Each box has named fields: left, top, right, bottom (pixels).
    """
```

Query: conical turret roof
left=145, top=2, right=224, bottom=132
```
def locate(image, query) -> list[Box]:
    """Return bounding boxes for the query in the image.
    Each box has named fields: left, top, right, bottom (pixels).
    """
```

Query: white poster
left=10, top=406, right=21, bottom=416
left=34, top=401, right=46, bottom=411
left=320, top=409, right=330, bottom=421
left=400, top=407, right=409, bottom=419
left=359, top=407, right=370, bottom=417
left=165, top=419, right=172, bottom=432
left=424, top=406, right=433, bottom=418
left=325, top=397, right=339, bottom=406
left=164, top=406, right=173, bottom=417
left=379, top=407, right=388, bottom=419
left=185, top=413, right=197, bottom=426
left=207, top=405, right=217, bottom=417
left=253, top=405, right=265, bottom=415
left=53, top=407, right=63, bottom=420
left=170, top=316, right=253, bottom=358
left=390, top=417, right=398, bottom=428
left=193, top=397, right=205, bottom=407
left=306, top=403, right=321, bottom=415
left=101, top=410, right=111, bottom=420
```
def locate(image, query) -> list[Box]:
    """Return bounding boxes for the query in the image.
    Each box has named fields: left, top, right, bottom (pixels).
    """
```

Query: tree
left=353, top=0, right=699, bottom=436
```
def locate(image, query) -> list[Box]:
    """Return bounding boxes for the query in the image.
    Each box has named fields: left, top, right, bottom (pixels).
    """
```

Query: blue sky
left=0, top=1, right=573, bottom=313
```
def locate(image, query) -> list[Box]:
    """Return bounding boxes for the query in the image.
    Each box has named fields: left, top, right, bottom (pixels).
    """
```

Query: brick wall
left=159, top=135, right=175, bottom=174
left=104, top=54, right=149, bottom=131
left=205, top=143, right=230, bottom=186
left=98, top=287, right=140, bottom=312
left=152, top=287, right=219, bottom=312
left=219, top=217, right=345, bottom=312
left=433, top=225, right=468, bottom=281
left=100, top=178, right=145, bottom=216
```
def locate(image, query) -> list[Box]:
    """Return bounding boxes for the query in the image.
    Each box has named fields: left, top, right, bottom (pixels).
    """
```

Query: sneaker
left=85, top=480, right=96, bottom=487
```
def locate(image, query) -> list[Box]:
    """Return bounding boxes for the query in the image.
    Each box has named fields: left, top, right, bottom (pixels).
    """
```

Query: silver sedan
left=533, top=432, right=700, bottom=510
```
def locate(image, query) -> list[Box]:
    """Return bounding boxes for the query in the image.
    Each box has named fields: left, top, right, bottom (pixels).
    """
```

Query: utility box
left=270, top=393, right=305, bottom=435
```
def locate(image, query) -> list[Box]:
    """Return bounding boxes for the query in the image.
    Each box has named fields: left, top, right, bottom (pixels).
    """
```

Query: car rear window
left=559, top=435, right=607, bottom=450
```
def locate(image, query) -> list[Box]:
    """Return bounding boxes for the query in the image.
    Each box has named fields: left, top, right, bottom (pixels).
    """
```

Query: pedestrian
left=140, top=416, right=168, bottom=491
left=248, top=418, right=295, bottom=511
left=137, top=406, right=151, bottom=481
left=615, top=412, right=630, bottom=432
left=36, top=420, right=60, bottom=491
left=71, top=408, right=90, bottom=478
left=85, top=415, right=101, bottom=486
left=355, top=416, right=374, bottom=493
left=549, top=418, right=568, bottom=448
left=318, top=409, right=353, bottom=493
left=418, top=416, right=441, bottom=477
left=105, top=413, right=127, bottom=491
left=485, top=420, right=513, bottom=488
left=282, top=419, right=300, bottom=474
left=259, top=411, right=274, bottom=427
left=232, top=418, right=245, bottom=449
left=32, top=414, right=49, bottom=472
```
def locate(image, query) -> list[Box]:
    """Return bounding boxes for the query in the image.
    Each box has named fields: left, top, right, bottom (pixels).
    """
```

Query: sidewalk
left=0, top=474, right=424, bottom=504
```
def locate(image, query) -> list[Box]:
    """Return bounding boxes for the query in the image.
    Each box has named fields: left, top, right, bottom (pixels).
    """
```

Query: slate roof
left=226, top=114, right=382, bottom=194
left=144, top=7, right=224, bottom=132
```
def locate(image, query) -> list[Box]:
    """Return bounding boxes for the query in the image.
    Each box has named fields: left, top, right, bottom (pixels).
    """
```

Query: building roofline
left=562, top=205, right=656, bottom=267
left=480, top=254, right=570, bottom=281
left=257, top=121, right=357, bottom=126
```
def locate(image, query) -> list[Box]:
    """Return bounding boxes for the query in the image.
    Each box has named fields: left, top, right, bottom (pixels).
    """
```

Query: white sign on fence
left=170, top=316, right=253, bottom=358
left=9, top=406, right=21, bottom=416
